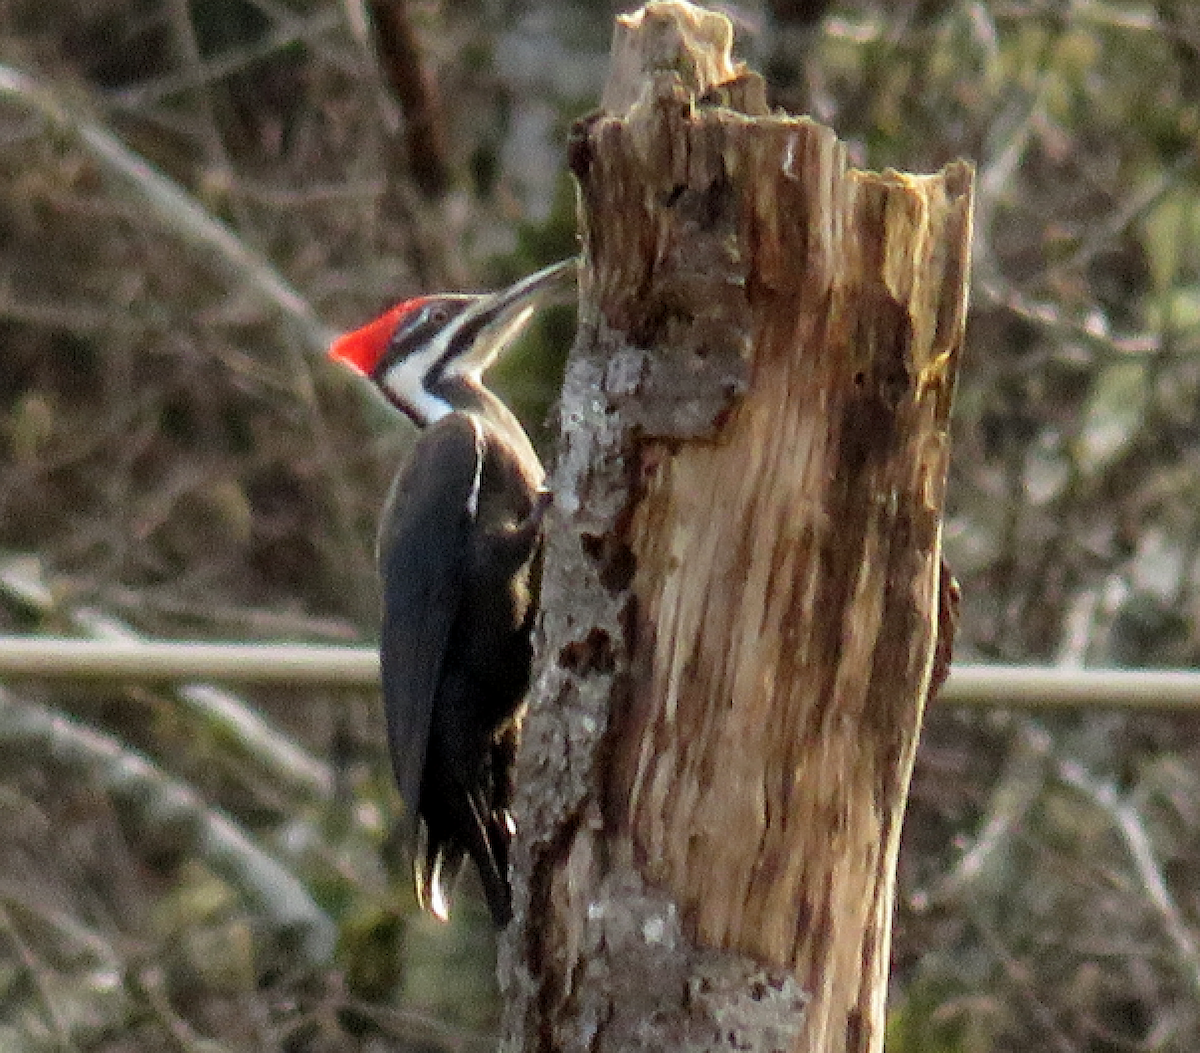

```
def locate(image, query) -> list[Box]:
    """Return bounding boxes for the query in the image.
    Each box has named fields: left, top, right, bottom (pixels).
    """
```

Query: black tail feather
left=416, top=792, right=512, bottom=926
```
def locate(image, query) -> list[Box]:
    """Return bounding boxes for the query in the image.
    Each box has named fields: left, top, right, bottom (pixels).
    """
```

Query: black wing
left=377, top=413, right=482, bottom=840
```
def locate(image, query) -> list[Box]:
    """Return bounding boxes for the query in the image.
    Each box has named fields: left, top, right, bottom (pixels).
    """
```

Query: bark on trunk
left=501, top=4, right=973, bottom=1051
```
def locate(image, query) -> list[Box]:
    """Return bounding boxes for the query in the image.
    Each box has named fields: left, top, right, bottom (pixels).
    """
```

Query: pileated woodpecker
left=329, top=261, right=573, bottom=926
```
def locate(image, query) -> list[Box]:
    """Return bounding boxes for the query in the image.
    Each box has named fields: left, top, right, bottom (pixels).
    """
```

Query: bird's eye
left=428, top=305, right=449, bottom=326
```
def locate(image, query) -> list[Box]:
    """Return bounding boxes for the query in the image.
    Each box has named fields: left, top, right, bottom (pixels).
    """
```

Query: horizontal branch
left=0, top=636, right=378, bottom=685
left=941, top=664, right=1200, bottom=709
left=0, top=637, right=1198, bottom=709
left=0, top=560, right=333, bottom=802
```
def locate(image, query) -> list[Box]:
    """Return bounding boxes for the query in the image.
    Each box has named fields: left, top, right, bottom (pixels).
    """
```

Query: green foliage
left=886, top=976, right=980, bottom=1053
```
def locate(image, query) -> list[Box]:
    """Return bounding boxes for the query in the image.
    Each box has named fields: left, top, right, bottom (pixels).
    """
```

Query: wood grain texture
left=618, top=150, right=971, bottom=1048
left=501, top=4, right=973, bottom=1051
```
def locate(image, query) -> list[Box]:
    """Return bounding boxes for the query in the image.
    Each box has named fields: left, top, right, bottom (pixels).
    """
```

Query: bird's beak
left=450, top=258, right=577, bottom=376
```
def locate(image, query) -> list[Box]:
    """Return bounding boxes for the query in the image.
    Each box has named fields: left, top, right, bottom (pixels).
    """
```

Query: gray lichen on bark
left=500, top=300, right=787, bottom=1050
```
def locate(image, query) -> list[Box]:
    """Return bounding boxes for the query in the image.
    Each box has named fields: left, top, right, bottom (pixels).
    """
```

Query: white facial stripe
left=381, top=335, right=452, bottom=424
left=444, top=305, right=536, bottom=382
left=374, top=294, right=536, bottom=424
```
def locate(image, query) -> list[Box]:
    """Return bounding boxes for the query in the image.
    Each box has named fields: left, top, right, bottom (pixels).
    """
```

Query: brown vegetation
left=1, top=0, right=1199, bottom=1050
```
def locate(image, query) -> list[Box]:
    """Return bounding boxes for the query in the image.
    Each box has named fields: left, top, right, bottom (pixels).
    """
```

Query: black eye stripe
left=377, top=318, right=439, bottom=374
left=373, top=299, right=473, bottom=380
left=440, top=306, right=499, bottom=369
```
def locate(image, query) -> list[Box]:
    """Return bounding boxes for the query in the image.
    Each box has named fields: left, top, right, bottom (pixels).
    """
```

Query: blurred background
left=0, top=0, right=1198, bottom=1049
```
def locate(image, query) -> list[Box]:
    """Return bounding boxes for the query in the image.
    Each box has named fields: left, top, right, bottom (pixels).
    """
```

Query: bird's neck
left=433, top=377, right=544, bottom=487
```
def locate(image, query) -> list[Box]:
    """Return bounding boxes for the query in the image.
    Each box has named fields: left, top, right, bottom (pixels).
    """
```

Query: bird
left=329, top=260, right=574, bottom=926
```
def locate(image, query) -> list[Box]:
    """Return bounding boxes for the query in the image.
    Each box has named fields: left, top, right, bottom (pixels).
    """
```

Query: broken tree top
left=600, top=0, right=741, bottom=113
left=569, top=0, right=972, bottom=448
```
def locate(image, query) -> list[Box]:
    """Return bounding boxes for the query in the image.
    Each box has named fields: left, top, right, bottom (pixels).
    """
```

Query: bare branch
left=1057, top=756, right=1200, bottom=1004
left=367, top=0, right=452, bottom=199
left=0, top=689, right=337, bottom=965
left=0, top=65, right=334, bottom=360
left=111, top=10, right=346, bottom=108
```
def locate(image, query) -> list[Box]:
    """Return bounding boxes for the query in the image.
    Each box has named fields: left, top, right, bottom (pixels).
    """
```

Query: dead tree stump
left=500, top=4, right=973, bottom=1052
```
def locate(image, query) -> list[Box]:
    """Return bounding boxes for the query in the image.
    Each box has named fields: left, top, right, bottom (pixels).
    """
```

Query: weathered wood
left=501, top=4, right=973, bottom=1052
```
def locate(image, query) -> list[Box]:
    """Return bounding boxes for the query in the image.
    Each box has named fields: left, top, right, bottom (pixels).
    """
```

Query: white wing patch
left=466, top=414, right=485, bottom=519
